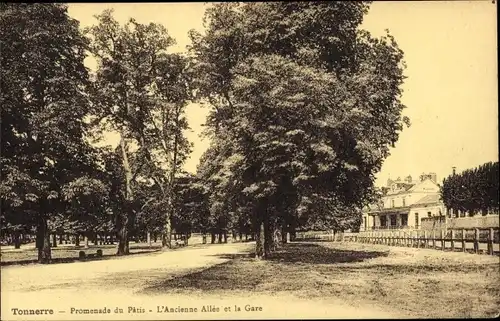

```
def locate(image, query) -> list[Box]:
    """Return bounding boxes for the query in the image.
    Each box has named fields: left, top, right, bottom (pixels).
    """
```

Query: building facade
left=360, top=173, right=445, bottom=231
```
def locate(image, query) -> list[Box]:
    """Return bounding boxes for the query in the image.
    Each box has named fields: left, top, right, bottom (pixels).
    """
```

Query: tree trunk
left=202, top=234, right=207, bottom=244
left=13, top=232, right=21, bottom=249
left=58, top=234, right=63, bottom=245
left=162, top=217, right=172, bottom=249
left=263, top=216, right=272, bottom=258
left=147, top=232, right=151, bottom=248
left=174, top=233, right=177, bottom=241
left=273, top=227, right=281, bottom=251
left=239, top=232, right=243, bottom=241
left=162, top=222, right=172, bottom=249
left=52, top=234, right=57, bottom=248
left=211, top=233, right=215, bottom=244
left=255, top=221, right=264, bottom=259
left=116, top=215, right=129, bottom=255
left=153, top=233, right=157, bottom=243
left=161, top=107, right=180, bottom=250
left=118, top=130, right=134, bottom=256
left=75, top=234, right=80, bottom=247
left=268, top=218, right=280, bottom=251
left=245, top=233, right=248, bottom=241
left=223, top=232, right=228, bottom=243
left=84, top=235, right=89, bottom=249
left=218, top=232, right=222, bottom=244
left=281, top=226, right=288, bottom=244
left=36, top=217, right=51, bottom=264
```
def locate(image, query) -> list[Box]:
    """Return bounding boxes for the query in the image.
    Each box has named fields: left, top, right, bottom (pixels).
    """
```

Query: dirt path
left=1, top=242, right=404, bottom=320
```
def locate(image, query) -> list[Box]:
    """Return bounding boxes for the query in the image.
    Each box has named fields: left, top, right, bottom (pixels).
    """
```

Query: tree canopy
left=190, top=2, right=409, bottom=258
left=0, top=3, right=97, bottom=262
left=0, top=3, right=421, bottom=262
left=85, top=9, right=193, bottom=253
left=441, top=162, right=499, bottom=215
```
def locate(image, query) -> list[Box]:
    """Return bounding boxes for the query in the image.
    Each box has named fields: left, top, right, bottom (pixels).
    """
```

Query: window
left=390, top=215, right=396, bottom=227
left=391, top=199, right=395, bottom=208
left=415, top=213, right=419, bottom=228
left=401, top=214, right=408, bottom=226
left=402, top=197, right=406, bottom=207
left=380, top=216, right=387, bottom=227
left=427, top=211, right=432, bottom=218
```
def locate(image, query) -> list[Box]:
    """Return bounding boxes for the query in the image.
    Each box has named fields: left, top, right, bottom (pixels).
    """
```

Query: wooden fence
left=295, top=228, right=500, bottom=256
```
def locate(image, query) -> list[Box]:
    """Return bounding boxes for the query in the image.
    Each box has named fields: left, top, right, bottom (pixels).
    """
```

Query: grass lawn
left=0, top=234, right=233, bottom=266
left=141, top=241, right=500, bottom=319
left=0, top=242, right=163, bottom=265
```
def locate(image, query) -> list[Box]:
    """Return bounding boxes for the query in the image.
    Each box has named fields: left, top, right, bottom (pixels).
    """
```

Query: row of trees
left=1, top=2, right=409, bottom=262
left=441, top=162, right=499, bottom=215
left=0, top=4, right=194, bottom=261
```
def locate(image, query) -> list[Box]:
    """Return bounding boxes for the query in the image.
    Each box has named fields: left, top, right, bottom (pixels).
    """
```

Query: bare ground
left=1, top=241, right=499, bottom=320
left=143, top=242, right=500, bottom=319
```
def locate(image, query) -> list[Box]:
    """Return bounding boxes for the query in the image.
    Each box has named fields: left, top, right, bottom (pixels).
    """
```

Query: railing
left=296, top=231, right=348, bottom=242
left=367, top=225, right=413, bottom=230
left=295, top=228, right=500, bottom=256
left=352, top=228, right=499, bottom=255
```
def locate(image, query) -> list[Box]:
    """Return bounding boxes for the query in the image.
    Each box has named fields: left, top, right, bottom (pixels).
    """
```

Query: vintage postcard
left=1, top=1, right=498, bottom=320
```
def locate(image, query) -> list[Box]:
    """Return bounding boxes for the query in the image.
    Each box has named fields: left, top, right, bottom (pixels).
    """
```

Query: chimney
left=429, top=172, right=437, bottom=183
left=452, top=167, right=456, bottom=175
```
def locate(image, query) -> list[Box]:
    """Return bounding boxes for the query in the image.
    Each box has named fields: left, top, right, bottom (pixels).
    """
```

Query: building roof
left=412, top=194, right=442, bottom=206
left=384, top=183, right=417, bottom=196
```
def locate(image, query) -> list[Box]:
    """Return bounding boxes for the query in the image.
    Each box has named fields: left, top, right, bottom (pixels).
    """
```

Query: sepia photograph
left=1, top=1, right=498, bottom=320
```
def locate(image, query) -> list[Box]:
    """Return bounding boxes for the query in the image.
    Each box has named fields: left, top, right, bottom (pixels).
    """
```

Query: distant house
left=360, top=173, right=445, bottom=231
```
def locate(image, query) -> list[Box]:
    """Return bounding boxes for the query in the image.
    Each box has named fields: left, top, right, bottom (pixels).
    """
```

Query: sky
left=67, top=1, right=498, bottom=187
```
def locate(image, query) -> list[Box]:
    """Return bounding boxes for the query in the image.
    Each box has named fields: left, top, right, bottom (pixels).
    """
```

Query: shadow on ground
left=140, top=242, right=389, bottom=295
left=266, top=242, right=388, bottom=264
left=138, top=242, right=500, bottom=319
left=0, top=249, right=162, bottom=267
left=214, top=243, right=388, bottom=264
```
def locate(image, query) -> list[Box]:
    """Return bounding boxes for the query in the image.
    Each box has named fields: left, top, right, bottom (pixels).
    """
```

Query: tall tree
left=441, top=162, right=499, bottom=216
left=0, top=4, right=95, bottom=263
left=86, top=10, right=192, bottom=253
left=189, top=2, right=408, bottom=258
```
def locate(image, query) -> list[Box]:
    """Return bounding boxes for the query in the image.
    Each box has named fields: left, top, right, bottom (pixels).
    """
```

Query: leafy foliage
left=0, top=3, right=416, bottom=261
left=190, top=2, right=408, bottom=256
left=441, top=162, right=499, bottom=215
left=0, top=3, right=97, bottom=261
left=85, top=9, right=193, bottom=251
